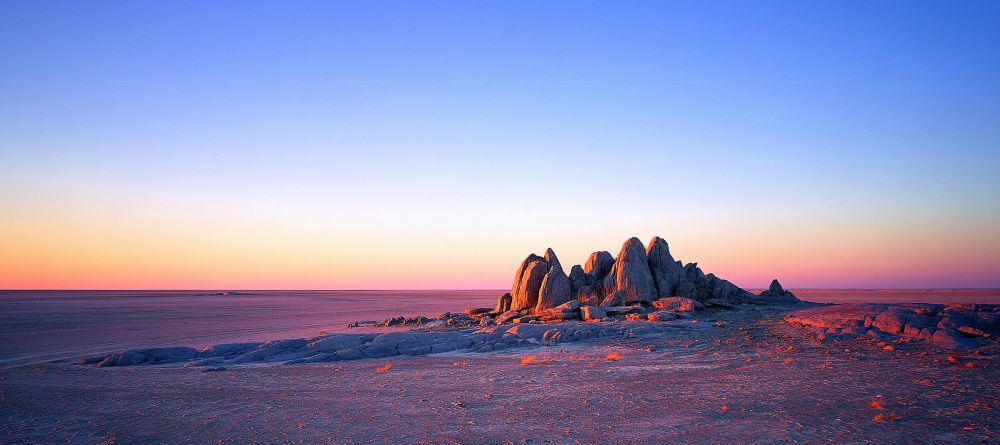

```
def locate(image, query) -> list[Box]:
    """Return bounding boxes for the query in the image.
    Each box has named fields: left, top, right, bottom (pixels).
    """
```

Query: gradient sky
left=2, top=1, right=999, bottom=290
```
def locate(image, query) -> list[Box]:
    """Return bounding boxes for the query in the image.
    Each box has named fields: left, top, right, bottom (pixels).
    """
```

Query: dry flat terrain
left=2, top=304, right=997, bottom=444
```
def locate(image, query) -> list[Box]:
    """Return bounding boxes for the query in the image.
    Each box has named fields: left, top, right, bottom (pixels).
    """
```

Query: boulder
left=510, top=253, right=544, bottom=301
left=555, top=300, right=581, bottom=311
left=495, top=310, right=523, bottom=325
left=652, top=297, right=704, bottom=312
left=709, top=278, right=753, bottom=303
left=958, top=326, right=990, bottom=338
left=581, top=306, right=607, bottom=321
left=510, top=260, right=549, bottom=311
left=576, top=285, right=603, bottom=306
left=600, top=289, right=627, bottom=307
left=646, top=236, right=686, bottom=298
left=495, top=293, right=512, bottom=313
left=647, top=311, right=677, bottom=322
left=785, top=303, right=999, bottom=349
left=539, top=311, right=580, bottom=323
left=584, top=251, right=614, bottom=285
left=604, top=306, right=646, bottom=316
left=602, top=237, right=656, bottom=304
left=568, top=265, right=587, bottom=295
left=536, top=264, right=572, bottom=311
left=705, top=299, right=738, bottom=309
left=675, top=279, right=698, bottom=300
left=465, top=307, right=493, bottom=318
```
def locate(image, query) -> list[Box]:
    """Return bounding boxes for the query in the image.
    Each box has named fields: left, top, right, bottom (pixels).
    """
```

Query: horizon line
left=2, top=288, right=1000, bottom=292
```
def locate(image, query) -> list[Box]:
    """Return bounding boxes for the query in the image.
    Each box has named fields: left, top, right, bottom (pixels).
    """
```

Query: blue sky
left=1, top=1, right=999, bottom=289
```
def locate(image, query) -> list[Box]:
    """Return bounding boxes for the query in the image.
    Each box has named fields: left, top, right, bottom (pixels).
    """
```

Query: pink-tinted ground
left=1, top=290, right=998, bottom=444
left=0, top=290, right=498, bottom=369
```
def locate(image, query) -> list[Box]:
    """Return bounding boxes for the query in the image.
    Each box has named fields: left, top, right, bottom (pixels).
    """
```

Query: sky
left=1, top=0, right=999, bottom=290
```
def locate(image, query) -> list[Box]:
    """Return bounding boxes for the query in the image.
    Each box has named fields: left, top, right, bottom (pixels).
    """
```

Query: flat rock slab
left=83, top=319, right=706, bottom=368
left=785, top=303, right=999, bottom=349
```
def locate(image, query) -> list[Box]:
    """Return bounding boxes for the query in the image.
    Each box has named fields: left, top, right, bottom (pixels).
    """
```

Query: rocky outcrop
left=499, top=235, right=791, bottom=318
left=759, top=279, right=798, bottom=302
left=536, top=264, right=571, bottom=311
left=785, top=303, right=999, bottom=349
left=601, top=237, right=657, bottom=304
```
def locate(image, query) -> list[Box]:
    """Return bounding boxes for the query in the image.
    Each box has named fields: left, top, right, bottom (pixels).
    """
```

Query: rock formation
left=785, top=303, right=999, bottom=349
left=758, top=279, right=798, bottom=302
left=495, top=235, right=792, bottom=320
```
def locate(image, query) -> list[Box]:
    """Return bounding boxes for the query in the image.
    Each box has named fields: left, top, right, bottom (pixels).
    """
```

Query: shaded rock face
left=577, top=285, right=603, bottom=306
left=646, top=236, right=686, bottom=298
left=581, top=305, right=606, bottom=321
left=511, top=260, right=549, bottom=311
left=785, top=303, right=999, bottom=349
left=602, top=237, right=656, bottom=304
left=759, top=279, right=799, bottom=302
left=544, top=248, right=562, bottom=272
left=536, top=264, right=571, bottom=311
left=568, top=265, right=587, bottom=295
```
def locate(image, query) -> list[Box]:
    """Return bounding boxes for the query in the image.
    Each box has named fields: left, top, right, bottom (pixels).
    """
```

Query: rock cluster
left=785, top=303, right=999, bottom=349
left=490, top=235, right=796, bottom=325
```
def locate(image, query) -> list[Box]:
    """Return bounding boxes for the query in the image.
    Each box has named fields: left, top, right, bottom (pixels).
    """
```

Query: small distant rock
left=758, top=279, right=799, bottom=302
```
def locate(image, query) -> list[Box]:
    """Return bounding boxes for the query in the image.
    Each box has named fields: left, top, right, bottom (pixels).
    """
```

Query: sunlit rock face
left=511, top=259, right=550, bottom=311
left=583, top=251, right=614, bottom=286
left=510, top=254, right=545, bottom=304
